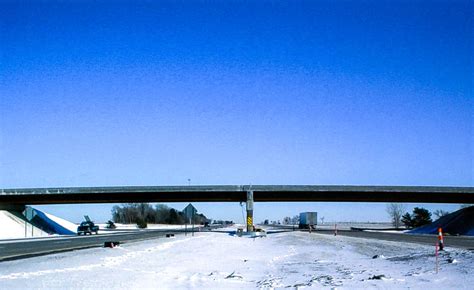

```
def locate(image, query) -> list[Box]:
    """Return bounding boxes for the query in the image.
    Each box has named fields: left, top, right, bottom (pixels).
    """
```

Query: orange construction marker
left=438, top=227, right=444, bottom=251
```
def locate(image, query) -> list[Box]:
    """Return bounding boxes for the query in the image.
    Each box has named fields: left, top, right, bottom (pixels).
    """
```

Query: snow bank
left=0, top=208, right=77, bottom=239
left=409, top=206, right=474, bottom=236
left=97, top=223, right=199, bottom=231
left=28, top=208, right=76, bottom=235
left=0, top=210, right=48, bottom=239
left=364, top=229, right=409, bottom=234
left=0, top=231, right=472, bottom=289
left=41, top=211, right=77, bottom=233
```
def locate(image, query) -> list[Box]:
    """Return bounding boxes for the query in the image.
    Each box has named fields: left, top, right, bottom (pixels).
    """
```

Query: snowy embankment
left=409, top=206, right=474, bottom=236
left=0, top=208, right=76, bottom=239
left=1, top=207, right=193, bottom=240
left=40, top=211, right=77, bottom=234
left=0, top=210, right=48, bottom=239
left=0, top=230, right=472, bottom=289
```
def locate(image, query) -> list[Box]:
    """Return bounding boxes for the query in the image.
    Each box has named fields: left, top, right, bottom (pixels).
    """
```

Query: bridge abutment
left=0, top=204, right=26, bottom=211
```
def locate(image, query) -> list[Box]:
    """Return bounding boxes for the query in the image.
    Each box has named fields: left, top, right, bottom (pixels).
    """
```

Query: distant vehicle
left=77, top=215, right=99, bottom=235
left=299, top=212, right=318, bottom=229
left=236, top=228, right=244, bottom=237
left=106, top=220, right=116, bottom=229
left=253, top=227, right=267, bottom=237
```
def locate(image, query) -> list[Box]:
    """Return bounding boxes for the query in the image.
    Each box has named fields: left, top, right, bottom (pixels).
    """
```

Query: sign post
left=183, top=204, right=198, bottom=237
left=23, top=206, right=36, bottom=238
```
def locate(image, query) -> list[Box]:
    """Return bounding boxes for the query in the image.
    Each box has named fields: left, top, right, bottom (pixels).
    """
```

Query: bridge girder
left=0, top=185, right=473, bottom=205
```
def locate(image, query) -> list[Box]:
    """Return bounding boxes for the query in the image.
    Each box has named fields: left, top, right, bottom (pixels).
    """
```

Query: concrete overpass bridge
left=1, top=185, right=473, bottom=232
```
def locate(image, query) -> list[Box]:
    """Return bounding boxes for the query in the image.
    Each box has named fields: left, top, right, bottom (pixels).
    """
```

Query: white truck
left=299, top=212, right=317, bottom=229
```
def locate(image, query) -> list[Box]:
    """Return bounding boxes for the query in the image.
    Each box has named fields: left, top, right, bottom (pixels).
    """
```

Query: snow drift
left=27, top=207, right=76, bottom=235
left=1, top=231, right=473, bottom=289
left=0, top=207, right=76, bottom=239
left=0, top=210, right=48, bottom=239
left=408, top=206, right=474, bottom=236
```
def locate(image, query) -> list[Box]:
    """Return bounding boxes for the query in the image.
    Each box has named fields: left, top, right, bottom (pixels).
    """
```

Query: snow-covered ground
left=268, top=222, right=397, bottom=231
left=314, top=222, right=395, bottom=231
left=0, top=210, right=48, bottom=239
left=42, top=211, right=77, bottom=233
left=1, top=229, right=472, bottom=289
left=0, top=208, right=197, bottom=240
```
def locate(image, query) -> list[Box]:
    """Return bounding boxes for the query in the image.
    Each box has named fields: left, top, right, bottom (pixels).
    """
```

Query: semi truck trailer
left=299, top=212, right=317, bottom=229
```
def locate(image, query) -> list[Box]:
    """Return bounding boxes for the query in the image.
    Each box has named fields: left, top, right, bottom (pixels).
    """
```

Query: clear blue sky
left=1, top=1, right=472, bottom=223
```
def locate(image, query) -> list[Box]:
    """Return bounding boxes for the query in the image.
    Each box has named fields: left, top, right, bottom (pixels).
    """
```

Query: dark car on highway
left=77, top=221, right=99, bottom=235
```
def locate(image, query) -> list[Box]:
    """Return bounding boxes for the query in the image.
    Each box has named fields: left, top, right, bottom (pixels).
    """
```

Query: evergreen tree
left=402, top=207, right=432, bottom=228
left=167, top=208, right=180, bottom=224
left=401, top=212, right=413, bottom=229
left=412, top=207, right=432, bottom=227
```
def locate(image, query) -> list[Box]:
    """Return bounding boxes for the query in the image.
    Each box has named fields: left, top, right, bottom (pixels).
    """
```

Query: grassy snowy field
left=0, top=230, right=472, bottom=289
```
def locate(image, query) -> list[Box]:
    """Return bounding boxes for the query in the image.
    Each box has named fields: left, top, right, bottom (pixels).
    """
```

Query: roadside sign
left=183, top=203, right=198, bottom=237
left=23, top=206, right=36, bottom=221
left=183, top=203, right=197, bottom=220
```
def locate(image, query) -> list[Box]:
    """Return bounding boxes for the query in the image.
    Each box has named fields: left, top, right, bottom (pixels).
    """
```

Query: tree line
left=111, top=203, right=208, bottom=226
left=386, top=204, right=456, bottom=229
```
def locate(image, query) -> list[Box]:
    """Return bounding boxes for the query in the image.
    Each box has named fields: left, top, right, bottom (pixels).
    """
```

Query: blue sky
left=1, top=0, right=472, bottom=223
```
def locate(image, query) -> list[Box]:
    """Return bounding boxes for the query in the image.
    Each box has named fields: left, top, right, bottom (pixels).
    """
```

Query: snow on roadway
left=98, top=223, right=197, bottom=230
left=0, top=230, right=472, bottom=289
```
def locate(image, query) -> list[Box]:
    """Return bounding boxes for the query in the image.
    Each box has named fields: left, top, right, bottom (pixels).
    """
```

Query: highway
left=265, top=225, right=474, bottom=249
left=315, top=229, right=474, bottom=250
left=0, top=228, right=212, bottom=262
left=2, top=227, right=473, bottom=262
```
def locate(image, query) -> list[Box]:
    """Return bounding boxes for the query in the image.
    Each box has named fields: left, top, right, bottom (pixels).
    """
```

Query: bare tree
left=386, top=203, right=405, bottom=229
left=291, top=215, right=299, bottom=225
left=433, top=209, right=450, bottom=219
left=320, top=216, right=325, bottom=224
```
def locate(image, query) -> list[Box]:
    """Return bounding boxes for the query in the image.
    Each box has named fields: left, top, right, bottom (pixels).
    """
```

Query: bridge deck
left=1, top=185, right=473, bottom=204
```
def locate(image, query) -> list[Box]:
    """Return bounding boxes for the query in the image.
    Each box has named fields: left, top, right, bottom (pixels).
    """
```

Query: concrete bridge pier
left=246, top=191, right=254, bottom=232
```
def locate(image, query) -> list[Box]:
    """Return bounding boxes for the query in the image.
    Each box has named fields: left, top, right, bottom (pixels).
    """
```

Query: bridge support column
left=246, top=191, right=254, bottom=232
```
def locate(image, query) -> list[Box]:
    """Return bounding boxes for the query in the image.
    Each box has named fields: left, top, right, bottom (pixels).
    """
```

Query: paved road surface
left=315, top=229, right=474, bottom=249
left=0, top=228, right=214, bottom=262
left=2, top=227, right=473, bottom=262
left=267, top=226, right=474, bottom=250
